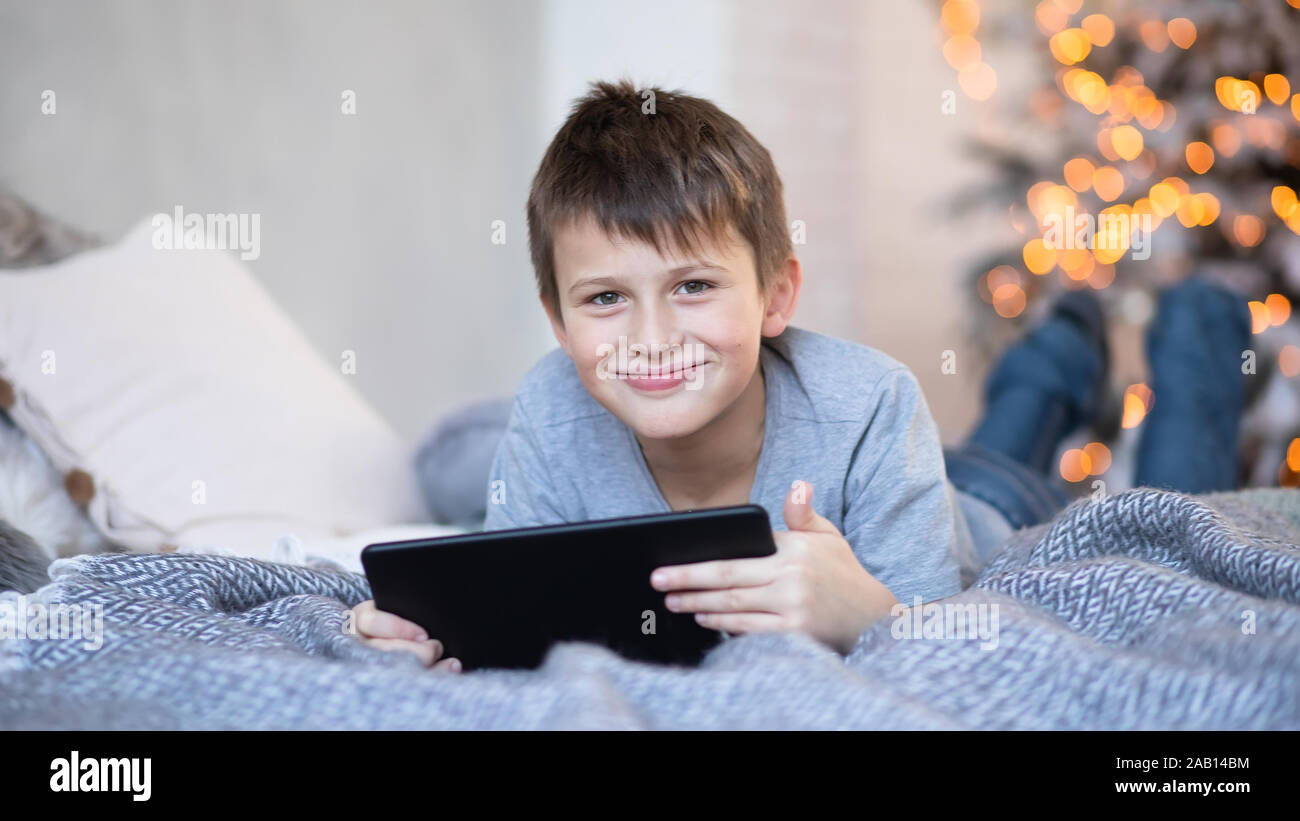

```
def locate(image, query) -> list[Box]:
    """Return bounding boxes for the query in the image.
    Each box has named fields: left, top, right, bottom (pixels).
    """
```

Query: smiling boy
left=353, top=79, right=970, bottom=668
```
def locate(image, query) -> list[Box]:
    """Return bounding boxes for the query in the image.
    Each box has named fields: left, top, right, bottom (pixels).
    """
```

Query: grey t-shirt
left=483, top=325, right=968, bottom=604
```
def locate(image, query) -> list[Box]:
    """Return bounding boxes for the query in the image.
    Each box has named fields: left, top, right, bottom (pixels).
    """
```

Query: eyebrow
left=567, top=263, right=726, bottom=296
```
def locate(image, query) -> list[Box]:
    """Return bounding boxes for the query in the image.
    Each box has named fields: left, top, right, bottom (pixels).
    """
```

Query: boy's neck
left=634, top=362, right=766, bottom=508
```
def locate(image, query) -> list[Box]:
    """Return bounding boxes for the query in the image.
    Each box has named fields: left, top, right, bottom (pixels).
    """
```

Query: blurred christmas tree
left=937, top=0, right=1300, bottom=489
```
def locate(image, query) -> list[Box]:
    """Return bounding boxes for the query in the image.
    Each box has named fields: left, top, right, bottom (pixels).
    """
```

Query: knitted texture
left=2, top=488, right=1297, bottom=729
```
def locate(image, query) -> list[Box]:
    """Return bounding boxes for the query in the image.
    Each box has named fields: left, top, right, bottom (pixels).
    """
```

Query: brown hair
left=527, top=78, right=792, bottom=320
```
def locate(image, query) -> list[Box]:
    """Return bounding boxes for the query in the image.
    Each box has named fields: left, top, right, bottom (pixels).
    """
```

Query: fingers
left=353, top=599, right=428, bottom=641
left=352, top=602, right=463, bottom=673
left=782, top=480, right=840, bottom=535
left=432, top=656, right=463, bottom=673
left=666, top=585, right=774, bottom=615
left=694, top=611, right=786, bottom=634
left=362, top=636, right=441, bottom=666
left=361, top=636, right=463, bottom=673
left=650, top=556, right=775, bottom=592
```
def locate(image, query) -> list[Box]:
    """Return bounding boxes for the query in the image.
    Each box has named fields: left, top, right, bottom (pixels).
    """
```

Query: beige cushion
left=0, top=217, right=427, bottom=559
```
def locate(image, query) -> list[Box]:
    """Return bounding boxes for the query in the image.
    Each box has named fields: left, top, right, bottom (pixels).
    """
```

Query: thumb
left=783, top=480, right=838, bottom=534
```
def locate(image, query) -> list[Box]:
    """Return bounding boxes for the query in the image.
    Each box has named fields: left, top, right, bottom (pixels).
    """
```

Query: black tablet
left=361, top=504, right=777, bottom=671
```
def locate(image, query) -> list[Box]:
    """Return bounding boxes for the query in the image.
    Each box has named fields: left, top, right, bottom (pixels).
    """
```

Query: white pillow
left=0, top=217, right=428, bottom=559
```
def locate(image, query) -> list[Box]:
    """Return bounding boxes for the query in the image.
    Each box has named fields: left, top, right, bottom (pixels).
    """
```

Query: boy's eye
left=588, top=281, right=710, bottom=306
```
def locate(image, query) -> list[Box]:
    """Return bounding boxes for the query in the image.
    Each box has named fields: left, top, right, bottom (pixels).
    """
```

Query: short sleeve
left=482, top=396, right=570, bottom=532
left=841, top=367, right=963, bottom=604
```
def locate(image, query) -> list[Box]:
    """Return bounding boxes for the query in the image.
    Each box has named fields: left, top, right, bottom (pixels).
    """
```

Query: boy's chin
left=616, top=400, right=715, bottom=441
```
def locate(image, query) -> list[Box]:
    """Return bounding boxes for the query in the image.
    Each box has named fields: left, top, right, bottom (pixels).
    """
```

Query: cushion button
left=0, top=377, right=14, bottom=410
left=65, top=469, right=95, bottom=506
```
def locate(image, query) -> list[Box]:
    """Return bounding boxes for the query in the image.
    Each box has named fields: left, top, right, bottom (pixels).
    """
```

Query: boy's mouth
left=619, top=361, right=708, bottom=391
left=619, top=361, right=706, bottom=378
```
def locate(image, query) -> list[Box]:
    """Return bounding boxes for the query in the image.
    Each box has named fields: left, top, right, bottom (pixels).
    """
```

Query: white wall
left=0, top=0, right=548, bottom=445
left=1, top=0, right=992, bottom=444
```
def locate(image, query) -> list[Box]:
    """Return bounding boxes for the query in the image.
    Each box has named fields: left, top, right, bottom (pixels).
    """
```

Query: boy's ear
left=761, top=255, right=802, bottom=338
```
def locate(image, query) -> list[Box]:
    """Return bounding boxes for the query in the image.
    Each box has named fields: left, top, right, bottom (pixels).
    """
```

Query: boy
left=353, top=79, right=970, bottom=671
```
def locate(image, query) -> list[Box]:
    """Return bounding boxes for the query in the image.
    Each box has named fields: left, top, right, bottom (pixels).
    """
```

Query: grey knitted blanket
left=2, top=488, right=1298, bottom=729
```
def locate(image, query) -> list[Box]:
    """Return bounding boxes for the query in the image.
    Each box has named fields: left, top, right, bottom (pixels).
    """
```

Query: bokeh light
left=1083, top=442, right=1111, bottom=474
left=1233, top=215, right=1265, bottom=247
left=1264, top=293, right=1291, bottom=326
left=1121, top=383, right=1154, bottom=428
left=1080, top=13, right=1114, bottom=46
left=1166, top=18, right=1196, bottom=49
left=1185, top=141, right=1214, bottom=174
left=1049, top=28, right=1091, bottom=65
left=1059, top=448, right=1091, bottom=482
left=1110, top=125, right=1143, bottom=161
left=1248, top=300, right=1270, bottom=334
left=1272, top=186, right=1298, bottom=220
left=959, top=61, right=998, bottom=101
left=1264, top=74, right=1290, bottom=106
left=1063, top=157, right=1095, bottom=192
left=1023, top=237, right=1058, bottom=274
left=1280, top=345, right=1300, bottom=378
left=992, top=282, right=1027, bottom=318
left=1092, top=166, right=1125, bottom=201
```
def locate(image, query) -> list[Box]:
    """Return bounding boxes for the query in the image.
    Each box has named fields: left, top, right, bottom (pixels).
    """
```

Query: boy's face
left=544, top=214, right=797, bottom=440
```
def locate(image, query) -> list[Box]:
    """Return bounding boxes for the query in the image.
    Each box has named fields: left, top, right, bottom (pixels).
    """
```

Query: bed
left=3, top=487, right=1298, bottom=729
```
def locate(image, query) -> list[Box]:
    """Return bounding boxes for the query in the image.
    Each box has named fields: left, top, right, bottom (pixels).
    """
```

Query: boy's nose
left=629, top=307, right=686, bottom=353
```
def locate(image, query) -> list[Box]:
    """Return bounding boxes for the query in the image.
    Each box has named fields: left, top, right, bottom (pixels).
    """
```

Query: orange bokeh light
left=1217, top=77, right=1262, bottom=113
left=1111, top=125, right=1144, bottom=161
left=1035, top=1, right=1068, bottom=35
left=1139, top=20, right=1169, bottom=52
left=1148, top=182, right=1179, bottom=217
left=1233, top=215, right=1265, bottom=247
left=1064, top=157, right=1095, bottom=192
left=1088, top=262, right=1115, bottom=290
left=1080, top=13, right=1114, bottom=47
left=1185, top=142, right=1214, bottom=174
left=1264, top=74, right=1291, bottom=106
left=1121, top=383, right=1153, bottom=428
left=992, top=283, right=1027, bottom=318
left=1092, top=166, right=1125, bottom=202
left=1023, top=238, right=1058, bottom=274
left=1049, top=28, right=1092, bottom=65
left=941, top=0, right=980, bottom=35
left=1059, top=448, right=1091, bottom=482
left=1264, top=293, right=1291, bottom=326
left=943, top=35, right=982, bottom=70
left=1166, top=18, right=1196, bottom=49
left=1083, top=442, right=1111, bottom=474
left=1272, top=186, right=1298, bottom=220
left=1210, top=123, right=1242, bottom=157
left=959, top=61, right=997, bottom=101
left=1248, top=301, right=1269, bottom=334
left=1279, top=345, right=1300, bottom=378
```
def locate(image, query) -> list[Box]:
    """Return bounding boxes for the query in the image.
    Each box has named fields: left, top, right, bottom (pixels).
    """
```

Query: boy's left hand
left=650, top=480, right=898, bottom=655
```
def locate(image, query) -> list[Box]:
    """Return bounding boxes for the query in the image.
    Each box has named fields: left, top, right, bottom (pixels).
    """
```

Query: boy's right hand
left=351, top=599, right=462, bottom=673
